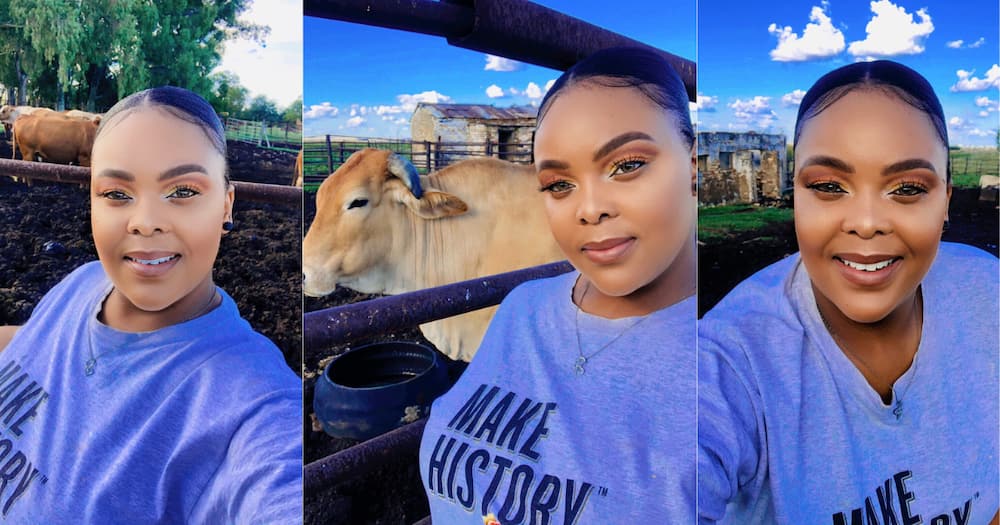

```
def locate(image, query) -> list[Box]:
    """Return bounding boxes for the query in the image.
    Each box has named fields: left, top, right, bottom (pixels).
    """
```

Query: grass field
left=949, top=148, right=998, bottom=189
left=699, top=204, right=794, bottom=241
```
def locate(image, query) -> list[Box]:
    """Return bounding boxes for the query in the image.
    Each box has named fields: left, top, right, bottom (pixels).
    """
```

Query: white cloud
left=949, top=116, right=964, bottom=126
left=847, top=0, right=934, bottom=58
left=692, top=94, right=719, bottom=112
left=345, top=116, right=365, bottom=128
left=374, top=105, right=404, bottom=115
left=970, top=37, right=986, bottom=48
left=397, top=90, right=452, bottom=112
left=215, top=0, right=302, bottom=107
left=304, top=102, right=338, bottom=120
left=544, top=79, right=556, bottom=92
left=967, top=128, right=992, bottom=137
left=951, top=65, right=1000, bottom=92
left=946, top=40, right=964, bottom=49
left=484, top=54, right=523, bottom=72
left=979, top=110, right=990, bottom=117
left=729, top=96, right=779, bottom=129
left=975, top=96, right=997, bottom=108
left=486, top=84, right=505, bottom=98
left=394, top=117, right=408, bottom=125
left=524, top=82, right=543, bottom=100
left=781, top=89, right=807, bottom=107
left=767, top=5, right=846, bottom=62
left=509, top=87, right=521, bottom=96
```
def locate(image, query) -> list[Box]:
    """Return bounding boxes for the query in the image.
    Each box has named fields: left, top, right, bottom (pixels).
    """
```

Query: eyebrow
left=593, top=131, right=655, bottom=162
left=536, top=131, right=656, bottom=172
left=94, top=164, right=209, bottom=182
left=797, top=155, right=938, bottom=176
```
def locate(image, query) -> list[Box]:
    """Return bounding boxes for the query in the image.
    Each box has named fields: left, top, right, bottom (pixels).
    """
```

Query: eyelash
left=97, top=185, right=201, bottom=201
left=610, top=156, right=647, bottom=176
left=805, top=180, right=846, bottom=194
left=539, top=180, right=574, bottom=194
left=888, top=181, right=928, bottom=197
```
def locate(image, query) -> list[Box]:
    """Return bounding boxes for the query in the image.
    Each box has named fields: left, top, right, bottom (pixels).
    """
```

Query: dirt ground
left=699, top=187, right=999, bottom=316
left=0, top=139, right=302, bottom=374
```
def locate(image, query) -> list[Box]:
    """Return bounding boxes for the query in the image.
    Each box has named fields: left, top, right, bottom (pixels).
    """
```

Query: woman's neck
left=99, top=277, right=220, bottom=333
left=575, top=232, right=697, bottom=319
left=814, top=285, right=923, bottom=403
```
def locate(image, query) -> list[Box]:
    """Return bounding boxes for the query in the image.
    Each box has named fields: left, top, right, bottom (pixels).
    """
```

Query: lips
left=123, top=251, right=181, bottom=277
left=833, top=253, right=901, bottom=286
left=581, top=237, right=635, bottom=264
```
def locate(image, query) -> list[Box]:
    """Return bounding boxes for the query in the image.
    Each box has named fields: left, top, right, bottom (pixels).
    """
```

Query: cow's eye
left=348, top=198, right=369, bottom=209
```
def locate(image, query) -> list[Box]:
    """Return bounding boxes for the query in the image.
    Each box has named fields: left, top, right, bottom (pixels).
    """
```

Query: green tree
left=9, top=0, right=85, bottom=109
left=282, top=96, right=302, bottom=126
left=245, top=94, right=280, bottom=123
left=207, top=70, right=249, bottom=118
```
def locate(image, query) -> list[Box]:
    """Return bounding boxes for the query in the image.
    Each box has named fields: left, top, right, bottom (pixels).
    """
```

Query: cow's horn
left=387, top=152, right=423, bottom=199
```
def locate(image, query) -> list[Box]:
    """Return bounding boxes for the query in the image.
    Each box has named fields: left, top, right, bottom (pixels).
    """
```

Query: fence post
left=339, top=141, right=345, bottom=164
left=424, top=141, right=431, bottom=172
left=326, top=135, right=334, bottom=174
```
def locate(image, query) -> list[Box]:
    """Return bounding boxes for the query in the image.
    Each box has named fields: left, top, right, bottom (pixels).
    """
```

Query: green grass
left=699, top=204, right=793, bottom=241
left=949, top=148, right=998, bottom=188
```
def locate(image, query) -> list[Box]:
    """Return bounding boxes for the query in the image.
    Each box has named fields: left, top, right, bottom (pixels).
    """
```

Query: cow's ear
left=387, top=180, right=468, bottom=219
left=402, top=190, right=469, bottom=219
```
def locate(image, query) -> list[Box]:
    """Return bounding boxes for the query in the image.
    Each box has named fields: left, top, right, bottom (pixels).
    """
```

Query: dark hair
left=536, top=47, right=694, bottom=149
left=794, top=60, right=950, bottom=182
left=97, top=86, right=230, bottom=185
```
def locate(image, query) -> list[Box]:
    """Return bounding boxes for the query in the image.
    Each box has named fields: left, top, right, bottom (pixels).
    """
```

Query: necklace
left=572, top=280, right=651, bottom=375
left=85, top=288, right=219, bottom=376
left=817, top=296, right=921, bottom=420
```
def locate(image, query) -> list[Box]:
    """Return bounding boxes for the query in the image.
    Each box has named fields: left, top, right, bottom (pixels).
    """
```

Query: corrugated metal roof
left=417, top=103, right=537, bottom=120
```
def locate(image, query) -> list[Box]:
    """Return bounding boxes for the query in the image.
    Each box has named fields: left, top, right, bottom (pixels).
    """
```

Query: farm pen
left=302, top=0, right=697, bottom=523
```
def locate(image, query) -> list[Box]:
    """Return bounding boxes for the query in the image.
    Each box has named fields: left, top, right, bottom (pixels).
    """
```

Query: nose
left=127, top=198, right=168, bottom=236
left=575, top=180, right=617, bottom=225
left=841, top=191, right=892, bottom=239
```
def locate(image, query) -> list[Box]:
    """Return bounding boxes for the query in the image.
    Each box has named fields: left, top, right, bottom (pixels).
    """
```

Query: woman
left=0, top=87, right=301, bottom=523
left=419, top=47, right=698, bottom=523
left=698, top=60, right=998, bottom=523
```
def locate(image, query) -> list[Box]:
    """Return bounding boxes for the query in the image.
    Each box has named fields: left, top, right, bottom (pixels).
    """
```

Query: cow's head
left=0, top=105, right=14, bottom=124
left=302, top=148, right=468, bottom=297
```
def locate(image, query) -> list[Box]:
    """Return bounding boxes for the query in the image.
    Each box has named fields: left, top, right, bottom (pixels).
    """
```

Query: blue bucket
left=314, top=341, right=450, bottom=440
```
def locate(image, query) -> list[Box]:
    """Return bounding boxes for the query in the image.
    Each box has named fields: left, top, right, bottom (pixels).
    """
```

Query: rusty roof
left=416, top=103, right=537, bottom=120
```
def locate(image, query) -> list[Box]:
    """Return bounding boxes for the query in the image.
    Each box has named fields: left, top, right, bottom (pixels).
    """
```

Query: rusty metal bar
left=305, top=418, right=427, bottom=493
left=303, top=0, right=696, bottom=101
left=304, top=260, right=575, bottom=351
left=0, top=159, right=302, bottom=206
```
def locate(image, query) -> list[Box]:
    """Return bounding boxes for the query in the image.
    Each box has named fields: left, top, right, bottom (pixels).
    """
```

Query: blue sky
left=698, top=0, right=999, bottom=147
left=303, top=1, right=696, bottom=138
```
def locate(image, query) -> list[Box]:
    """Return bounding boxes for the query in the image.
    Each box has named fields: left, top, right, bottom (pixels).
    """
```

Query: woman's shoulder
left=499, top=270, right=576, bottom=312
left=703, top=254, right=801, bottom=324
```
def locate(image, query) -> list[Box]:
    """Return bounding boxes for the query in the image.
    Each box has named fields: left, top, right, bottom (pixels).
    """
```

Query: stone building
left=697, top=132, right=787, bottom=205
left=410, top=103, right=536, bottom=167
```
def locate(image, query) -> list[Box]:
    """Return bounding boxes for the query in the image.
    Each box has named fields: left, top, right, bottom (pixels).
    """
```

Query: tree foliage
left=0, top=0, right=267, bottom=112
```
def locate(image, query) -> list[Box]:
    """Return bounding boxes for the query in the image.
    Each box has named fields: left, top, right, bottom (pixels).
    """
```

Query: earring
left=222, top=221, right=235, bottom=232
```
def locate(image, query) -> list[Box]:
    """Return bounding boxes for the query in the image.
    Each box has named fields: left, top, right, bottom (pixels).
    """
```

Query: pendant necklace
left=86, top=288, right=219, bottom=376
left=818, top=296, right=921, bottom=420
left=572, top=280, right=652, bottom=375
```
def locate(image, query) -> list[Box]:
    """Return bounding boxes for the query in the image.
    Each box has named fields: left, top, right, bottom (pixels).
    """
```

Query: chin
left=828, top=294, right=903, bottom=325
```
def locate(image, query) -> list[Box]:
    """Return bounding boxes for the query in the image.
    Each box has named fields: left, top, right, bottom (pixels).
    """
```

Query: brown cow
left=293, top=149, right=303, bottom=187
left=12, top=113, right=98, bottom=181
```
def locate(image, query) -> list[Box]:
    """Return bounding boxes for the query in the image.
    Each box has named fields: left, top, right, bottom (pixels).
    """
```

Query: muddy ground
left=699, top=187, right=999, bottom=316
left=0, top=139, right=302, bottom=374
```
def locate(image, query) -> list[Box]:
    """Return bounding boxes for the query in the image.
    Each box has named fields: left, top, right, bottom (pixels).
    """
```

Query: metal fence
left=301, top=136, right=533, bottom=184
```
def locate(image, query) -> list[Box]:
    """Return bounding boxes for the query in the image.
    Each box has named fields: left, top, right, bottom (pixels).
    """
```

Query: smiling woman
left=698, top=61, right=999, bottom=524
left=0, top=87, right=301, bottom=523
left=417, top=46, right=698, bottom=522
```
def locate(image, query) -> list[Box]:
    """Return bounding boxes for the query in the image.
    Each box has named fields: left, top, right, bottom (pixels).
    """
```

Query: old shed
left=410, top=103, right=536, bottom=164
left=698, top=132, right=787, bottom=205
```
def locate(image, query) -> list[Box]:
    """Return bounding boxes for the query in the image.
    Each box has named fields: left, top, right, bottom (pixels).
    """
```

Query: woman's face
left=533, top=82, right=696, bottom=298
left=794, top=89, right=950, bottom=323
left=90, top=107, right=232, bottom=314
